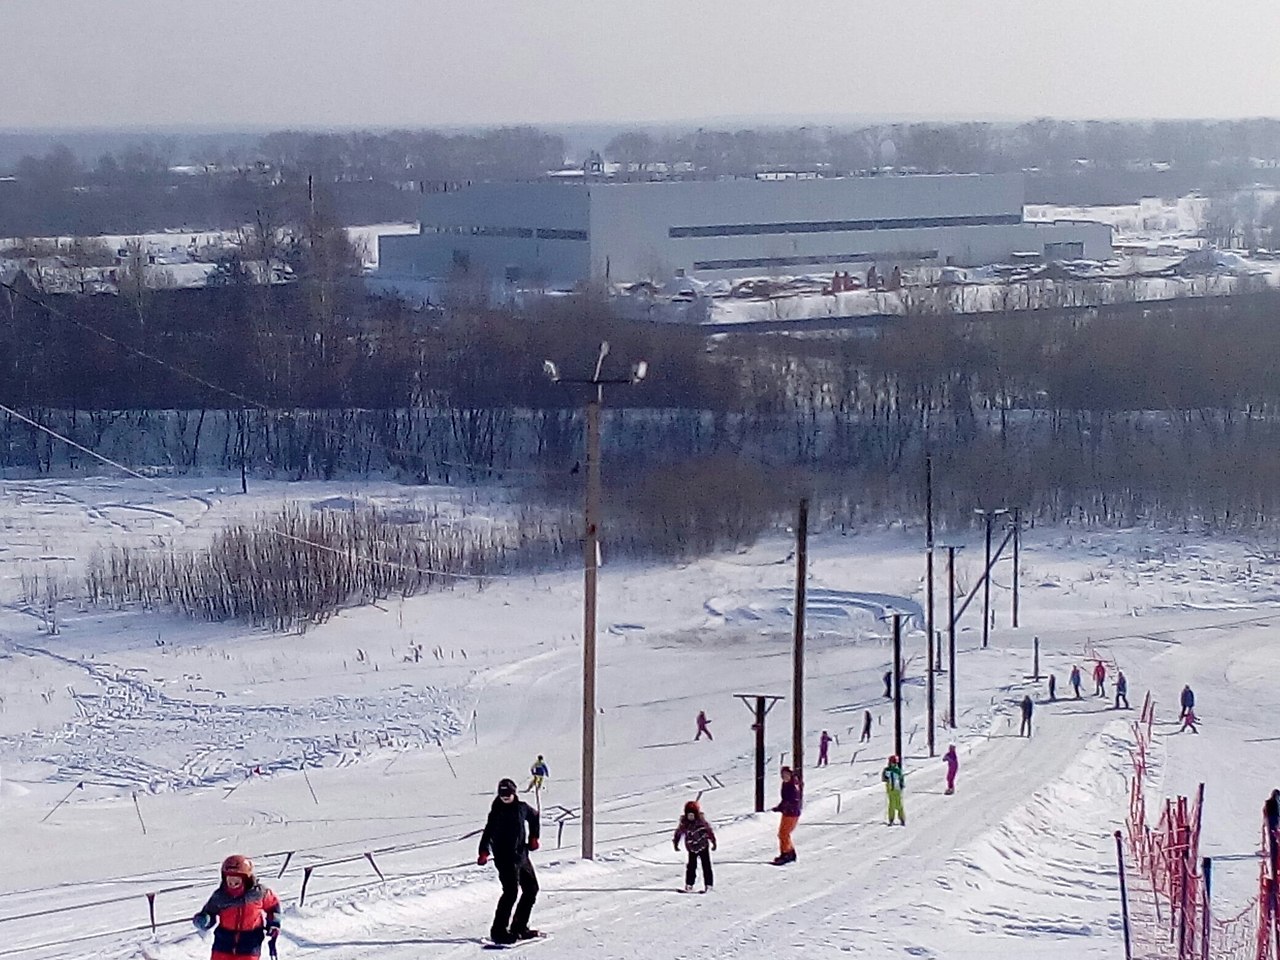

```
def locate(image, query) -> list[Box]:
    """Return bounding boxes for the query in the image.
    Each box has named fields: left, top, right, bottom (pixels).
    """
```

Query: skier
left=526, top=755, right=549, bottom=793
left=944, top=744, right=958, bottom=795
left=1093, top=661, right=1107, bottom=697
left=695, top=710, right=713, bottom=741
left=192, top=855, right=280, bottom=960
left=882, top=755, right=906, bottom=825
left=771, top=766, right=802, bottom=864
left=1115, top=671, right=1130, bottom=710
left=673, top=799, right=717, bottom=892
left=1180, top=707, right=1199, bottom=734
left=883, top=670, right=893, bottom=699
left=860, top=710, right=873, bottom=743
left=1180, top=684, right=1195, bottom=720
left=477, top=778, right=541, bottom=945
left=1019, top=695, right=1034, bottom=737
left=1070, top=665, right=1083, bottom=699
left=818, top=730, right=833, bottom=767
left=1048, top=673, right=1057, bottom=701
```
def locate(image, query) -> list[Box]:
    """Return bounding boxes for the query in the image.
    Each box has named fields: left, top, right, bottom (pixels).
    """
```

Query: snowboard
left=483, top=933, right=550, bottom=950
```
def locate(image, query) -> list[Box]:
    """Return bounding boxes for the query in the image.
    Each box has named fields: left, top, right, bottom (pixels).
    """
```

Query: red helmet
left=684, top=800, right=701, bottom=816
left=221, top=854, right=254, bottom=879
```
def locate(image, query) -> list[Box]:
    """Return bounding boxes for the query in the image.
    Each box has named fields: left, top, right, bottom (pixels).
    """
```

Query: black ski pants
left=685, top=848, right=713, bottom=887
left=493, top=856, right=538, bottom=936
left=1020, top=716, right=1032, bottom=737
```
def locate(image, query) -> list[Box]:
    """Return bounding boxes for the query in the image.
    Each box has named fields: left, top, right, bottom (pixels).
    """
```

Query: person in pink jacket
left=944, top=745, right=959, bottom=795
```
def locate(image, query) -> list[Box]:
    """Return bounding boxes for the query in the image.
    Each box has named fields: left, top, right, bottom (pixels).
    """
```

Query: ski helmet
left=221, top=854, right=254, bottom=879
left=683, top=800, right=700, bottom=816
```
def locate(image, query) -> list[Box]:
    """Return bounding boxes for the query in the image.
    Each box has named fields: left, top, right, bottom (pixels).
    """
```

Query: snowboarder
left=1048, top=673, right=1057, bottom=701
left=818, top=730, right=833, bottom=767
left=944, top=744, right=958, bottom=795
left=884, top=670, right=893, bottom=699
left=673, top=799, right=717, bottom=892
left=771, top=766, right=802, bottom=864
left=1093, top=661, right=1107, bottom=697
left=1180, top=708, right=1199, bottom=734
left=1180, top=684, right=1195, bottom=720
left=526, top=756, right=549, bottom=793
left=477, top=778, right=542, bottom=945
left=695, top=710, right=713, bottom=741
left=860, top=710, right=873, bottom=743
left=882, top=755, right=906, bottom=825
left=1019, top=695, right=1034, bottom=737
left=1070, top=665, right=1083, bottom=699
left=192, top=855, right=280, bottom=960
left=1115, top=672, right=1130, bottom=710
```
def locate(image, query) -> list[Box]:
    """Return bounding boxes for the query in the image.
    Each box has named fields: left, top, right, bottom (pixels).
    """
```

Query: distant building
left=379, top=173, right=1112, bottom=286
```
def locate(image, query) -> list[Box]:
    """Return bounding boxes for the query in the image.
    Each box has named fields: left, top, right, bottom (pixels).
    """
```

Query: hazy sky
left=5, top=0, right=1280, bottom=130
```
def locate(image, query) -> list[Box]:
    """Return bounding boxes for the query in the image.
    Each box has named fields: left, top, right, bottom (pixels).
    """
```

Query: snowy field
left=2, top=477, right=1279, bottom=959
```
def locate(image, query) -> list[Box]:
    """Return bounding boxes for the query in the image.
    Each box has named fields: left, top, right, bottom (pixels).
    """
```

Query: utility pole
left=792, top=499, right=808, bottom=780
left=974, top=508, right=1008, bottom=649
left=925, top=456, right=935, bottom=757
left=941, top=544, right=964, bottom=729
left=889, top=612, right=905, bottom=760
left=543, top=344, right=648, bottom=860
left=735, top=694, right=783, bottom=812
left=1011, top=506, right=1022, bottom=629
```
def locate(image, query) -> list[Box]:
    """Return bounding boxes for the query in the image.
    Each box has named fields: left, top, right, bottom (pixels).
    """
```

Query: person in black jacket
left=478, top=778, right=541, bottom=944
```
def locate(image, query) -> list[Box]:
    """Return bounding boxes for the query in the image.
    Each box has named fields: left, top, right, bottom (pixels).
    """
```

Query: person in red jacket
left=193, top=855, right=280, bottom=960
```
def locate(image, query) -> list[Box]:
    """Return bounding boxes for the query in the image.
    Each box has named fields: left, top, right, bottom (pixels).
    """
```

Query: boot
left=513, top=929, right=541, bottom=941
left=490, top=928, right=515, bottom=945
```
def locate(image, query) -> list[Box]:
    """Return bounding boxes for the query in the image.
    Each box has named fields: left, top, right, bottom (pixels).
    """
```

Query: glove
left=193, top=913, right=215, bottom=931
left=528, top=838, right=540, bottom=851
left=673, top=841, right=680, bottom=851
left=267, top=926, right=281, bottom=942
left=477, top=852, right=490, bottom=866
left=712, top=842, right=718, bottom=851
left=771, top=805, right=781, bottom=813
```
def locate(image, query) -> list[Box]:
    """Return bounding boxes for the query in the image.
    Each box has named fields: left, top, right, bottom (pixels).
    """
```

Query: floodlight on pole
left=543, top=343, right=647, bottom=861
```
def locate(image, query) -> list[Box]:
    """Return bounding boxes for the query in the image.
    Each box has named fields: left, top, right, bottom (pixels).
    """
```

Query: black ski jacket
left=479, top=799, right=541, bottom=862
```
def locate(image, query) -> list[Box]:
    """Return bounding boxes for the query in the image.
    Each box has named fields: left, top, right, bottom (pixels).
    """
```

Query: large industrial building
left=378, top=173, right=1111, bottom=286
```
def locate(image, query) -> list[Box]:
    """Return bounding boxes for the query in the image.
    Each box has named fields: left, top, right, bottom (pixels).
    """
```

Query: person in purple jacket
left=772, top=766, right=802, bottom=865
left=944, top=744, right=959, bottom=795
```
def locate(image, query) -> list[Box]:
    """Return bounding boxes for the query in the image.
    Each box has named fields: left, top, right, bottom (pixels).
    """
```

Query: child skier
left=1180, top=684, right=1195, bottom=720
left=695, top=710, right=713, bottom=741
left=882, top=755, right=906, bottom=825
left=1181, top=708, right=1200, bottom=734
left=772, top=766, right=802, bottom=864
left=192, top=855, right=280, bottom=960
left=818, top=730, right=833, bottom=767
left=673, top=800, right=717, bottom=892
left=944, top=744, right=958, bottom=795
left=526, top=755, right=549, bottom=793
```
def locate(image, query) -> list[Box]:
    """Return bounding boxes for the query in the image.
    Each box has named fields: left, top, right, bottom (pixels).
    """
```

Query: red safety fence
left=1121, top=693, right=1277, bottom=959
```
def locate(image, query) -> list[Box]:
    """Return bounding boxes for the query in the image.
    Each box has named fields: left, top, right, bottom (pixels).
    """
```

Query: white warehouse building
left=378, top=173, right=1111, bottom=286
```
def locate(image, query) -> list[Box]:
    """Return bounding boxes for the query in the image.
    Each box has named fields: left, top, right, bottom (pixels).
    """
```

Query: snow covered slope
left=2, top=478, right=1277, bottom=959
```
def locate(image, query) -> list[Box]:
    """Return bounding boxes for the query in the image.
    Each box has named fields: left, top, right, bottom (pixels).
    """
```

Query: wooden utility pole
left=792, top=499, right=808, bottom=779
left=925, top=456, right=935, bottom=757
left=943, top=545, right=964, bottom=729
left=581, top=390, right=601, bottom=860
left=543, top=343, right=647, bottom=861
left=736, top=694, right=783, bottom=812
left=891, top=613, right=904, bottom=760
left=1012, top=506, right=1022, bottom=629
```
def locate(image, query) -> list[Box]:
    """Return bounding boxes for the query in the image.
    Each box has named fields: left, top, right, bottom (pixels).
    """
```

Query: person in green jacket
left=882, top=755, right=906, bottom=826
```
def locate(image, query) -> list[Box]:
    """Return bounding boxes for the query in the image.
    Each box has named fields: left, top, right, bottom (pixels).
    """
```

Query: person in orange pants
left=772, top=766, right=802, bottom=865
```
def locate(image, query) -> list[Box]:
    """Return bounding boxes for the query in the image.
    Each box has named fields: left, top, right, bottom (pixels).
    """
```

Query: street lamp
left=543, top=341, right=647, bottom=860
